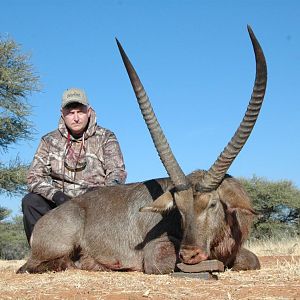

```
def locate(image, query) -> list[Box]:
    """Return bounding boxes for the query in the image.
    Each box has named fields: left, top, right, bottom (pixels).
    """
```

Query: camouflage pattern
left=27, top=108, right=127, bottom=200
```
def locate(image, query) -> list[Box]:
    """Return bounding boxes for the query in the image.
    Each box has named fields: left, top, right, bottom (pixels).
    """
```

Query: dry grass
left=246, top=236, right=300, bottom=256
left=1, top=238, right=300, bottom=300
left=1, top=257, right=300, bottom=300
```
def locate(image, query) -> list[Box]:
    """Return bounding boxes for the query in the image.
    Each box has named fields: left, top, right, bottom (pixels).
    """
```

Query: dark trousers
left=21, top=193, right=57, bottom=244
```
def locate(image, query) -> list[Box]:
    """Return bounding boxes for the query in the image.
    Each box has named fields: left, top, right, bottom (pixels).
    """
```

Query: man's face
left=62, top=104, right=91, bottom=136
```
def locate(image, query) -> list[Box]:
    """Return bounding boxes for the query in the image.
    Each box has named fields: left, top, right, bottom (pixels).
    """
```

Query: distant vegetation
left=0, top=213, right=29, bottom=260
left=240, top=176, right=300, bottom=240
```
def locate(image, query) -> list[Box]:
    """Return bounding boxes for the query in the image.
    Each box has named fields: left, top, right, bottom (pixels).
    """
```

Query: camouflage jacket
left=27, top=108, right=127, bottom=200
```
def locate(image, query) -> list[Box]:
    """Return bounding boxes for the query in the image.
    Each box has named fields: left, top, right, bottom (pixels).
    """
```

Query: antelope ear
left=218, top=177, right=255, bottom=214
left=227, top=206, right=257, bottom=215
left=139, top=191, right=175, bottom=213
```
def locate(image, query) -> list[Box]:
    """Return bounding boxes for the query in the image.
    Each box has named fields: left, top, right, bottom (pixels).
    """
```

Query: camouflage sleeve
left=27, top=138, right=59, bottom=200
left=103, top=131, right=127, bottom=186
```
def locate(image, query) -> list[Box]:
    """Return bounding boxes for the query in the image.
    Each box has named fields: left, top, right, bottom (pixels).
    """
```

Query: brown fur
left=18, top=174, right=259, bottom=274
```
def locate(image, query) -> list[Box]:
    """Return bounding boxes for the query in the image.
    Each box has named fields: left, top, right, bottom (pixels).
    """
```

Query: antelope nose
left=179, top=246, right=208, bottom=265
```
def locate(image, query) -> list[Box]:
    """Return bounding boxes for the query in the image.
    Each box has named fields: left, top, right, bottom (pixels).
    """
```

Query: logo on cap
left=67, top=92, right=81, bottom=98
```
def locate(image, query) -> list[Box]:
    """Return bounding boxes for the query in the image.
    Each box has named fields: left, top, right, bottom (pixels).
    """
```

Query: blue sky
left=1, top=0, right=299, bottom=217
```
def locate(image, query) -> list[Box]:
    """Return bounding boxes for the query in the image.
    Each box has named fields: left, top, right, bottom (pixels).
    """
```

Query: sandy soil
left=1, top=256, right=299, bottom=299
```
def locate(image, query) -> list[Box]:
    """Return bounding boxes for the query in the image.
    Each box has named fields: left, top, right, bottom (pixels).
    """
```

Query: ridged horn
left=196, top=25, right=267, bottom=192
left=116, top=38, right=189, bottom=191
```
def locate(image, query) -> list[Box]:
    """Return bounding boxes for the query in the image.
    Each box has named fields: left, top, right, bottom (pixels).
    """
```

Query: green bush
left=239, top=176, right=300, bottom=240
left=0, top=215, right=29, bottom=260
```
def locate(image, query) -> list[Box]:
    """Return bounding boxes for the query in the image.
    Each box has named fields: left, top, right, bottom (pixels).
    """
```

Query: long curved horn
left=116, top=39, right=189, bottom=191
left=196, top=25, right=267, bottom=192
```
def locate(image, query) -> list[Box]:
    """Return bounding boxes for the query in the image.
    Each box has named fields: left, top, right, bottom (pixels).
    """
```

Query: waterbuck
left=18, top=26, right=267, bottom=274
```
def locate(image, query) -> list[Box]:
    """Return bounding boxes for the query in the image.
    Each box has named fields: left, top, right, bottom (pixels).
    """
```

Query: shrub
left=0, top=215, right=29, bottom=260
left=239, top=176, right=300, bottom=239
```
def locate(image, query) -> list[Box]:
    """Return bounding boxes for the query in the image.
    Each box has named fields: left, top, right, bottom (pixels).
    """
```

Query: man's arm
left=27, top=138, right=62, bottom=201
left=103, top=131, right=127, bottom=186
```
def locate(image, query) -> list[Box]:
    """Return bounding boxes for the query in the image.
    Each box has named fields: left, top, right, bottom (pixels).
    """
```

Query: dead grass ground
left=1, top=239, right=300, bottom=300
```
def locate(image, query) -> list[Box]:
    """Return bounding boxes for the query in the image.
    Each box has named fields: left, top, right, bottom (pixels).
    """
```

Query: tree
left=0, top=36, right=40, bottom=195
left=239, top=176, right=300, bottom=239
left=0, top=36, right=39, bottom=259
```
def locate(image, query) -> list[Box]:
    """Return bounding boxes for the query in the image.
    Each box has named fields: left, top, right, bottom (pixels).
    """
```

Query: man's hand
left=52, top=191, right=71, bottom=206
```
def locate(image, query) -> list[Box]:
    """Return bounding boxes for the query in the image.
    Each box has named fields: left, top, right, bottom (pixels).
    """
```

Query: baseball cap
left=61, top=88, right=89, bottom=108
